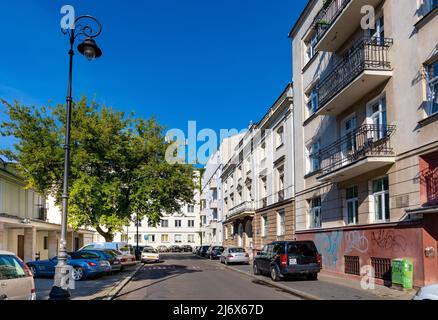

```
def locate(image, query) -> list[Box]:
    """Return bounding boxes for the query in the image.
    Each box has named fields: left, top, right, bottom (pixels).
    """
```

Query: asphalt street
left=115, top=253, right=302, bottom=300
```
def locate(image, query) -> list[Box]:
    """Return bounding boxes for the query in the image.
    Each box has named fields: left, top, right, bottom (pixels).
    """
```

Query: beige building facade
left=289, top=0, right=438, bottom=287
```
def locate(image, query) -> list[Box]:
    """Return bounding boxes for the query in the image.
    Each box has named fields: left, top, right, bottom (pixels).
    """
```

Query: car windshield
left=287, top=242, right=317, bottom=256
left=0, top=255, right=27, bottom=280
left=143, top=248, right=157, bottom=253
left=70, top=252, right=100, bottom=260
left=229, top=248, right=245, bottom=253
left=213, top=247, right=224, bottom=251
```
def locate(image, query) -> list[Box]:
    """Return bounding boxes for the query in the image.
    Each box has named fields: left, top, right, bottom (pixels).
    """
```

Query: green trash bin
left=391, top=258, right=413, bottom=289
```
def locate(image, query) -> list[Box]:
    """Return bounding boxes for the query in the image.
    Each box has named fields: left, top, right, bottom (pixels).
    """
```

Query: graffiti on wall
left=345, top=231, right=369, bottom=254
left=315, top=231, right=343, bottom=271
left=371, top=230, right=407, bottom=252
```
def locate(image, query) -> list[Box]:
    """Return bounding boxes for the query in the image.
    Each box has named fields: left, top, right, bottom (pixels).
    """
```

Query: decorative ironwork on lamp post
left=49, top=14, right=103, bottom=300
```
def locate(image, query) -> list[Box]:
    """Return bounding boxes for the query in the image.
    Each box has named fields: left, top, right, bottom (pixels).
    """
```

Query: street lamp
left=49, top=15, right=102, bottom=300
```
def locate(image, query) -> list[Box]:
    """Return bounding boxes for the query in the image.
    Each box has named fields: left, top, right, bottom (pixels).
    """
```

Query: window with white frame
left=346, top=186, right=359, bottom=225
left=373, top=176, right=390, bottom=221
left=306, top=87, right=319, bottom=116
left=261, top=215, right=268, bottom=237
left=277, top=210, right=285, bottom=236
left=147, top=234, right=156, bottom=243
left=161, top=234, right=169, bottom=243
left=187, top=234, right=195, bottom=243
left=261, top=142, right=266, bottom=159
left=309, top=197, right=322, bottom=228
left=307, top=141, right=320, bottom=173
left=175, top=220, right=182, bottom=228
left=305, top=32, right=318, bottom=61
left=188, top=220, right=195, bottom=228
left=276, top=126, right=284, bottom=148
left=426, top=60, right=438, bottom=116
left=174, top=234, right=182, bottom=243
left=225, top=226, right=229, bottom=240
left=134, top=234, right=143, bottom=243
left=187, top=204, right=195, bottom=213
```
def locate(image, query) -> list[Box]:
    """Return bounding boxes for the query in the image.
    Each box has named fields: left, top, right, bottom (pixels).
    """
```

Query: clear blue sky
left=0, top=0, right=307, bottom=151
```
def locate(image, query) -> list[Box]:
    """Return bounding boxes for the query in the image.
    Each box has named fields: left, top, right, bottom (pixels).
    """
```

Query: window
left=307, top=141, right=320, bottom=173
left=161, top=234, right=169, bottom=243
left=188, top=220, right=195, bottom=228
left=212, top=209, right=218, bottom=220
left=134, top=234, right=143, bottom=243
left=277, top=210, right=285, bottom=236
left=368, top=96, right=387, bottom=140
left=373, top=177, right=390, bottom=221
left=147, top=235, right=156, bottom=243
left=306, top=87, right=319, bottom=116
left=175, top=220, right=182, bottom=228
left=306, top=32, right=318, bottom=61
left=174, top=234, right=182, bottom=243
left=346, top=186, right=359, bottom=225
left=187, top=204, right=195, bottom=213
left=161, top=220, right=169, bottom=228
left=426, top=60, right=438, bottom=116
left=225, top=226, right=229, bottom=240
left=202, top=215, right=207, bottom=226
left=43, top=236, right=48, bottom=250
left=261, top=215, right=268, bottom=237
left=277, top=165, right=285, bottom=192
left=261, top=142, right=266, bottom=160
left=427, top=0, right=438, bottom=12
left=187, top=234, right=195, bottom=243
left=276, top=126, right=284, bottom=148
left=134, top=220, right=142, bottom=227
left=309, top=197, right=322, bottom=228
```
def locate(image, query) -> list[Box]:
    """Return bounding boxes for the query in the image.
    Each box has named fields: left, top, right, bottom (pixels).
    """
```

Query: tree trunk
left=95, top=225, right=114, bottom=242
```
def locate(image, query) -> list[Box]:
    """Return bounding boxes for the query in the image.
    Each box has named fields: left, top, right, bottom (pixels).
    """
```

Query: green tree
left=1, top=97, right=195, bottom=241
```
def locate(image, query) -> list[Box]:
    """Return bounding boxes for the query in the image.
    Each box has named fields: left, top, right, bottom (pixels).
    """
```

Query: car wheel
left=29, top=265, right=37, bottom=278
left=72, top=267, right=84, bottom=281
left=253, top=263, right=261, bottom=275
left=307, top=273, right=318, bottom=281
left=270, top=266, right=280, bottom=282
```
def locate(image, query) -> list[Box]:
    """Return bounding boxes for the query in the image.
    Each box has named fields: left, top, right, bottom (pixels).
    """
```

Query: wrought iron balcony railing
left=318, top=124, right=396, bottom=176
left=317, top=37, right=393, bottom=110
left=228, top=201, right=255, bottom=218
left=313, top=0, right=352, bottom=41
left=420, top=167, right=438, bottom=205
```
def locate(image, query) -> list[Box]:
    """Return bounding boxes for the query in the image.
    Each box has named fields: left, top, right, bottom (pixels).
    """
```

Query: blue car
left=27, top=251, right=111, bottom=281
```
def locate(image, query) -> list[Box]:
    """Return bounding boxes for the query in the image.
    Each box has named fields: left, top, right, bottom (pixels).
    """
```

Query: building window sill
left=304, top=170, right=321, bottom=179
left=414, top=7, right=438, bottom=30
left=303, top=112, right=319, bottom=126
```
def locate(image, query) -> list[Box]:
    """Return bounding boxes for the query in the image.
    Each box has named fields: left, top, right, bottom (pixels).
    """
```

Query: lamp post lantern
left=49, top=14, right=102, bottom=300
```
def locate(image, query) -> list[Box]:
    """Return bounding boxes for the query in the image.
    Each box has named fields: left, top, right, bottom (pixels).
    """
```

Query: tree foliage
left=0, top=97, right=195, bottom=241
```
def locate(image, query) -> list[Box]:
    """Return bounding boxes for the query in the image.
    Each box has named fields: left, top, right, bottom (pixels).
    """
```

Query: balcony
left=317, top=124, right=396, bottom=182
left=316, top=37, right=393, bottom=116
left=314, top=0, right=384, bottom=52
left=228, top=201, right=255, bottom=219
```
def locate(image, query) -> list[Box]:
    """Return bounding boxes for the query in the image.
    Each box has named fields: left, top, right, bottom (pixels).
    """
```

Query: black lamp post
left=49, top=15, right=102, bottom=300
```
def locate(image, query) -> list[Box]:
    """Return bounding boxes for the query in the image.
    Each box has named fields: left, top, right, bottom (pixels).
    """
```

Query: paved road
left=115, top=254, right=302, bottom=300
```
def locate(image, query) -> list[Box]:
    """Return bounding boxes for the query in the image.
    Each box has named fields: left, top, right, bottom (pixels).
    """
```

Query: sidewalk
left=35, top=263, right=142, bottom=300
left=224, top=263, right=416, bottom=300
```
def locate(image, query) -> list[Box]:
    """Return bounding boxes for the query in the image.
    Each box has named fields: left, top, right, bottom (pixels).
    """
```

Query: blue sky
left=0, top=0, right=307, bottom=152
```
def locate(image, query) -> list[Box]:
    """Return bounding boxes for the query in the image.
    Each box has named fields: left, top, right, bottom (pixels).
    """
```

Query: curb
left=101, top=263, right=144, bottom=300
left=220, top=263, right=321, bottom=301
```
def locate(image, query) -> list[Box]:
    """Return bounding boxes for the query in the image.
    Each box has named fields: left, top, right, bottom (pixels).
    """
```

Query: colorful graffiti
left=371, top=230, right=407, bottom=252
left=315, top=231, right=343, bottom=271
left=344, top=231, right=369, bottom=254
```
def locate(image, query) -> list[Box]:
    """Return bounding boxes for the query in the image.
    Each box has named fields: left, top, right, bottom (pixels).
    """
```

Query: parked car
left=141, top=248, right=160, bottom=264
left=80, top=249, right=122, bottom=273
left=157, top=245, right=168, bottom=253
left=220, top=247, right=249, bottom=265
left=27, top=251, right=110, bottom=281
left=192, top=246, right=199, bottom=254
left=80, top=242, right=135, bottom=256
left=413, top=284, right=438, bottom=300
left=207, top=246, right=225, bottom=260
left=199, top=245, right=210, bottom=257
left=168, top=245, right=182, bottom=253
left=180, top=245, right=193, bottom=253
left=79, top=243, right=136, bottom=269
left=253, top=241, right=321, bottom=282
left=0, top=250, right=36, bottom=300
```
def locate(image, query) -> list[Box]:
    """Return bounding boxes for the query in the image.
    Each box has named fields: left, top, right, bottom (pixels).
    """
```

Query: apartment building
left=111, top=171, right=203, bottom=248
left=289, top=0, right=438, bottom=287
left=253, top=84, right=295, bottom=250
left=222, top=84, right=295, bottom=255
left=0, top=160, right=94, bottom=262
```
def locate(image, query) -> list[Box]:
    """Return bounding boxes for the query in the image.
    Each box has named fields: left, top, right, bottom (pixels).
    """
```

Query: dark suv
left=206, top=246, right=224, bottom=260
left=253, top=241, right=321, bottom=281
